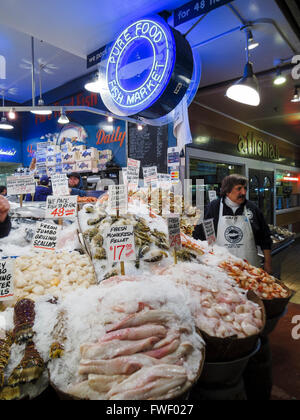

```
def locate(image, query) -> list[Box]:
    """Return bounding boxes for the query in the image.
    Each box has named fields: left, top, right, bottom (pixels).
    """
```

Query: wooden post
left=19, top=195, right=23, bottom=207
left=173, top=248, right=178, bottom=265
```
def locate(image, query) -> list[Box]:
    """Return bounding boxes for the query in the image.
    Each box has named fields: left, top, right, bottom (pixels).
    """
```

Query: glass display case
left=276, top=170, right=300, bottom=210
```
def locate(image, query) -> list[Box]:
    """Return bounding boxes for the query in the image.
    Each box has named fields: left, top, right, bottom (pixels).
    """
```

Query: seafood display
left=219, top=258, right=290, bottom=300
left=159, top=263, right=264, bottom=339
left=45, top=277, right=204, bottom=400
left=13, top=299, right=36, bottom=344
left=11, top=251, right=96, bottom=303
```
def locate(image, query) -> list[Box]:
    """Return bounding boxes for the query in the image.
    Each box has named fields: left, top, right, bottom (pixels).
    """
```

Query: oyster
left=92, top=233, right=104, bottom=247
left=144, top=250, right=168, bottom=263
left=8, top=341, right=44, bottom=386
left=49, top=310, right=66, bottom=360
left=103, top=269, right=119, bottom=281
left=176, top=249, right=197, bottom=262
left=151, top=229, right=167, bottom=241
left=85, top=206, right=95, bottom=214
left=94, top=247, right=107, bottom=260
left=87, top=215, right=105, bottom=226
left=83, top=227, right=98, bottom=241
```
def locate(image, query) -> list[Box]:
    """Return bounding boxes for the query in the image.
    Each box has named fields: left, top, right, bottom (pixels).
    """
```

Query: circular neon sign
left=100, top=16, right=194, bottom=119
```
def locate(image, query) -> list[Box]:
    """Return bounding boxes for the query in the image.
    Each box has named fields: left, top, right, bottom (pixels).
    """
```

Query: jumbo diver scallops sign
left=100, top=16, right=194, bottom=119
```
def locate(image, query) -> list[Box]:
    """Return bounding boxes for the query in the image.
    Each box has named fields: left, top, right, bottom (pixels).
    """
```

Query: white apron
left=216, top=201, right=260, bottom=267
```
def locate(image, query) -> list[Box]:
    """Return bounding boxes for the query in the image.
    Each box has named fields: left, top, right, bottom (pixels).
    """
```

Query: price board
left=108, top=185, right=128, bottom=215
left=106, top=225, right=136, bottom=262
left=143, top=166, right=158, bottom=188
left=158, top=173, right=172, bottom=189
left=51, top=173, right=70, bottom=196
left=6, top=175, right=36, bottom=196
left=32, top=221, right=59, bottom=251
left=45, top=195, right=78, bottom=219
left=203, top=218, right=216, bottom=245
left=127, top=158, right=140, bottom=187
left=0, top=258, right=14, bottom=301
left=167, top=217, right=182, bottom=250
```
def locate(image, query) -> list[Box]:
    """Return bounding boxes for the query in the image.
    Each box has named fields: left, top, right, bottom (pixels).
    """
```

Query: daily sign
left=174, top=0, right=233, bottom=26
left=0, top=259, right=14, bottom=302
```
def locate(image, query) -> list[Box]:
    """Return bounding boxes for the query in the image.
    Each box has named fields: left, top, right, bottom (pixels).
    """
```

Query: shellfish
left=13, top=299, right=35, bottom=344
left=49, top=310, right=66, bottom=360
left=92, top=233, right=104, bottom=247
left=83, top=227, right=99, bottom=241
left=144, top=250, right=168, bottom=263
left=87, top=215, right=105, bottom=226
left=94, top=247, right=107, bottom=260
left=0, top=331, right=13, bottom=388
left=175, top=249, right=197, bottom=262
left=8, top=341, right=45, bottom=386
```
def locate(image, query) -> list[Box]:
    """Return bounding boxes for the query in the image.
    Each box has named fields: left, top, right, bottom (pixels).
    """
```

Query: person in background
left=0, top=186, right=7, bottom=196
left=0, top=195, right=11, bottom=238
left=68, top=172, right=86, bottom=197
left=25, top=175, right=52, bottom=202
left=193, top=174, right=272, bottom=273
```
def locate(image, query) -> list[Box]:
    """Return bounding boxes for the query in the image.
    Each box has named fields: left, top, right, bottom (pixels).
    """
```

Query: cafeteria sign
left=100, top=15, right=194, bottom=119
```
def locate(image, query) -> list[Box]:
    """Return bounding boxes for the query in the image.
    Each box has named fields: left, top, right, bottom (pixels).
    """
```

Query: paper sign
left=143, top=166, right=158, bottom=188
left=51, top=174, right=70, bottom=196
left=208, top=190, right=217, bottom=202
left=32, top=221, right=59, bottom=251
left=203, top=219, right=216, bottom=245
left=168, top=168, right=180, bottom=184
left=45, top=195, right=78, bottom=218
left=108, top=185, right=128, bottom=215
left=168, top=147, right=180, bottom=166
left=122, top=168, right=128, bottom=185
left=6, top=175, right=36, bottom=195
left=127, top=158, right=140, bottom=187
left=158, top=173, right=172, bottom=189
left=106, top=225, right=136, bottom=262
left=167, top=217, right=182, bottom=250
left=0, top=259, right=14, bottom=301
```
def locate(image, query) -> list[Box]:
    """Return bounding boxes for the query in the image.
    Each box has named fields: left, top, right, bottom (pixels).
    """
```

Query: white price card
left=167, top=217, right=181, bottom=250
left=32, top=221, right=59, bottom=251
left=0, top=258, right=14, bottom=301
left=6, top=175, right=36, bottom=196
left=127, top=158, right=140, bottom=187
left=45, top=195, right=78, bottom=219
left=143, top=166, right=158, bottom=188
left=51, top=173, right=70, bottom=196
left=108, top=185, right=128, bottom=215
left=208, top=190, right=217, bottom=202
left=106, top=225, right=136, bottom=262
left=158, top=173, right=172, bottom=189
left=203, top=218, right=216, bottom=245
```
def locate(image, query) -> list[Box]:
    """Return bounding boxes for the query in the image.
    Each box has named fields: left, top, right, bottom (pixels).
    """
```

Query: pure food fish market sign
left=99, top=16, right=194, bottom=120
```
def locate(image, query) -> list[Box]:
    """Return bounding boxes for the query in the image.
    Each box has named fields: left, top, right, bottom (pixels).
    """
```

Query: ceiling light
left=107, top=116, right=113, bottom=123
left=291, top=88, right=300, bottom=103
left=30, top=64, right=52, bottom=115
left=226, top=62, right=260, bottom=106
left=0, top=116, right=14, bottom=130
left=273, top=68, right=287, bottom=86
left=137, top=124, right=143, bottom=131
left=245, top=30, right=259, bottom=51
left=58, top=109, right=69, bottom=124
left=84, top=73, right=105, bottom=93
left=8, top=108, right=16, bottom=120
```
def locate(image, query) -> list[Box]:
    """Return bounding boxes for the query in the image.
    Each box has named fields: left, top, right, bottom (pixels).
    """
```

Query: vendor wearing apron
left=193, top=174, right=272, bottom=273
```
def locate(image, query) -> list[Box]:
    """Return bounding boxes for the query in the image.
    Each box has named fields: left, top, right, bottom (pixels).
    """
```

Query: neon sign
left=100, top=16, right=194, bottom=120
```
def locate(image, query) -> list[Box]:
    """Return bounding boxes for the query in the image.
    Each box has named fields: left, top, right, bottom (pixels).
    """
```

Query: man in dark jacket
left=68, top=172, right=86, bottom=197
left=0, top=195, right=11, bottom=238
left=193, top=174, right=272, bottom=273
left=25, top=175, right=53, bottom=202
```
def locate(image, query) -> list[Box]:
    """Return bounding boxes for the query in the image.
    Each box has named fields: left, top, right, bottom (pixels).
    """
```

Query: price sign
left=32, top=221, right=59, bottom=251
left=143, top=166, right=158, bottom=188
left=208, top=190, right=217, bottom=202
left=45, top=195, right=78, bottom=219
left=203, top=218, right=216, bottom=245
left=168, top=217, right=181, bottom=250
left=158, top=173, right=172, bottom=189
left=127, top=158, right=140, bottom=187
left=6, top=175, right=36, bottom=195
left=108, top=185, right=128, bottom=215
left=0, top=258, right=14, bottom=301
left=51, top=174, right=70, bottom=196
left=106, top=225, right=136, bottom=262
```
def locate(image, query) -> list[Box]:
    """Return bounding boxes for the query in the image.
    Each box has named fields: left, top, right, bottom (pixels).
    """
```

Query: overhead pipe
left=31, top=36, right=36, bottom=106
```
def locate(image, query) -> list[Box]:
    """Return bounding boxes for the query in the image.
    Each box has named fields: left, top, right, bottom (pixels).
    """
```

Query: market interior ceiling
left=0, top=0, right=300, bottom=146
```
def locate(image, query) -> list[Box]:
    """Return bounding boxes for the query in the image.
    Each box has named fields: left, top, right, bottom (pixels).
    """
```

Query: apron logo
left=224, top=226, right=243, bottom=244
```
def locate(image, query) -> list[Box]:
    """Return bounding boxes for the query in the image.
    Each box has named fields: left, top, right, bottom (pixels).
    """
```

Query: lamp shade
left=58, top=112, right=69, bottom=124
left=226, top=62, right=260, bottom=106
left=0, top=116, right=14, bottom=130
left=30, top=98, right=52, bottom=115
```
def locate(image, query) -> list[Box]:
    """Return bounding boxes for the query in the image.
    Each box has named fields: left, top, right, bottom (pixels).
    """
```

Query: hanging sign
left=203, top=218, right=216, bottom=245
left=45, top=196, right=78, bottom=219
left=0, top=259, right=14, bottom=301
left=100, top=15, right=194, bottom=120
left=174, top=0, right=234, bottom=27
left=106, top=225, right=136, bottom=262
left=51, top=174, right=70, bottom=196
left=167, top=217, right=182, bottom=250
left=143, top=166, right=158, bottom=188
left=32, top=222, right=59, bottom=252
left=108, top=185, right=128, bottom=214
left=6, top=175, right=36, bottom=196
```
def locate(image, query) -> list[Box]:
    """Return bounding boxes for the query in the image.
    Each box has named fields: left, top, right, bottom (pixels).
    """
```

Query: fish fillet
left=107, top=364, right=186, bottom=398
left=99, top=325, right=167, bottom=342
left=144, top=339, right=180, bottom=359
left=79, top=354, right=159, bottom=376
left=81, top=336, right=160, bottom=360
left=67, top=380, right=103, bottom=400
left=88, top=374, right=128, bottom=393
left=107, top=310, right=175, bottom=332
left=161, top=342, right=194, bottom=364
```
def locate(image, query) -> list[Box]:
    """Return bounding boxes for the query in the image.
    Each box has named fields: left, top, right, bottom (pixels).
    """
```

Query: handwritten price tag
left=46, top=195, right=78, bottom=219
left=167, top=217, right=181, bottom=250
left=106, top=225, right=136, bottom=262
left=203, top=218, right=216, bottom=245
left=0, top=259, right=14, bottom=301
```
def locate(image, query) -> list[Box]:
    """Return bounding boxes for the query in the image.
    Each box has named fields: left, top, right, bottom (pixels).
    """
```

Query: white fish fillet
left=88, top=374, right=128, bottom=393
left=107, top=310, right=175, bottom=332
left=161, top=342, right=194, bottom=364
left=79, top=354, right=159, bottom=376
left=144, top=339, right=180, bottom=359
left=107, top=364, right=186, bottom=398
left=67, top=380, right=103, bottom=400
left=99, top=325, right=167, bottom=342
left=81, top=336, right=160, bottom=360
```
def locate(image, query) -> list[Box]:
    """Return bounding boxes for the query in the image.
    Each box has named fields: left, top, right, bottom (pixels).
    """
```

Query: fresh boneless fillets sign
left=46, top=196, right=78, bottom=218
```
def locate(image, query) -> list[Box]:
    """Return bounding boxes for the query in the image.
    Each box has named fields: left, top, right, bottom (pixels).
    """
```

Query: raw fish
left=99, top=325, right=167, bottom=342
left=106, top=310, right=175, bottom=332
left=144, top=339, right=180, bottom=359
left=88, top=374, right=128, bottom=393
